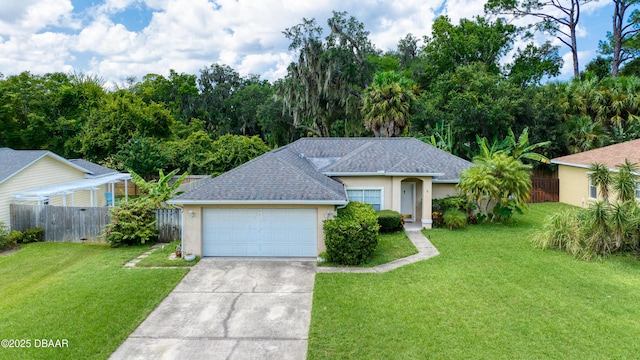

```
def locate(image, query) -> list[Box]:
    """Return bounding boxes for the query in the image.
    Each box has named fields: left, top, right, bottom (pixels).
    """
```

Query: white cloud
left=0, top=0, right=610, bottom=84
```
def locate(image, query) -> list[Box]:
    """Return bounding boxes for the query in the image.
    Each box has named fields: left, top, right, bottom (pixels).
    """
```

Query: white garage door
left=202, top=208, right=317, bottom=257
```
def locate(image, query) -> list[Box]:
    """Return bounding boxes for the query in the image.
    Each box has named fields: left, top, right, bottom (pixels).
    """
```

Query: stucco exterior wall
left=181, top=204, right=336, bottom=257
left=558, top=164, right=590, bottom=207
left=432, top=183, right=459, bottom=199
left=336, top=176, right=393, bottom=210
left=0, top=156, right=87, bottom=227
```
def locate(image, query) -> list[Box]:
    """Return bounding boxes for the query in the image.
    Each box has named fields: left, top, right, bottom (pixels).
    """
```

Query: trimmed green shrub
left=443, top=209, right=467, bottom=230
left=7, top=231, right=22, bottom=248
left=376, top=210, right=404, bottom=233
left=22, top=227, right=44, bottom=243
left=105, top=200, right=158, bottom=247
left=324, top=202, right=380, bottom=265
left=0, top=221, right=9, bottom=250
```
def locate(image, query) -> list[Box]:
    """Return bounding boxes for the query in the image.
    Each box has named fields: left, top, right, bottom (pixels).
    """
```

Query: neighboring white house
left=0, top=148, right=130, bottom=227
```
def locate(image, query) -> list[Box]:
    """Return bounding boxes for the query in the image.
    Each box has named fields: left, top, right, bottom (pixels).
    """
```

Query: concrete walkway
left=317, top=224, right=439, bottom=274
left=110, top=259, right=316, bottom=360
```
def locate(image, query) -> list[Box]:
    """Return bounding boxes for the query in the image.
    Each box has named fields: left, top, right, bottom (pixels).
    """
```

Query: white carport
left=13, top=173, right=131, bottom=206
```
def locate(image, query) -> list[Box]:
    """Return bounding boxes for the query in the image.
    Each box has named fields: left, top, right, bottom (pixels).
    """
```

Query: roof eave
left=167, top=199, right=349, bottom=205
left=324, top=172, right=444, bottom=177
left=551, top=160, right=594, bottom=169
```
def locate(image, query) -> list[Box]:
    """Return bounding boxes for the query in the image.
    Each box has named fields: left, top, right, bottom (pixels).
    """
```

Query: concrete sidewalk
left=317, top=225, right=439, bottom=273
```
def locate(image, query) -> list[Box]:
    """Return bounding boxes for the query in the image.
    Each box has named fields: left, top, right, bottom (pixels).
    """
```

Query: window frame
left=588, top=178, right=597, bottom=200
left=345, top=187, right=384, bottom=210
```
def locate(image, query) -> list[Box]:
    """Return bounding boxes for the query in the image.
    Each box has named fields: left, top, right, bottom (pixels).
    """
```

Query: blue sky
left=0, top=0, right=618, bottom=87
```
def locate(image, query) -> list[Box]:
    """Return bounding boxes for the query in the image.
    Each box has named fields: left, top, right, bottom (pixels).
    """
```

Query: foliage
left=421, top=15, right=517, bottom=76
left=0, top=222, right=9, bottom=250
left=318, top=230, right=417, bottom=268
left=106, top=169, right=187, bottom=247
left=205, top=134, right=270, bottom=176
left=375, top=210, right=404, bottom=233
left=7, top=231, right=23, bottom=248
left=279, top=11, right=378, bottom=136
left=21, top=227, right=44, bottom=244
left=105, top=200, right=158, bottom=247
left=536, top=159, right=640, bottom=259
left=128, top=168, right=188, bottom=206
left=458, top=153, right=531, bottom=222
left=323, top=202, right=380, bottom=265
left=362, top=71, right=416, bottom=137
left=112, top=136, right=173, bottom=179
left=485, top=0, right=591, bottom=77
left=443, top=209, right=468, bottom=230
left=597, top=0, right=640, bottom=76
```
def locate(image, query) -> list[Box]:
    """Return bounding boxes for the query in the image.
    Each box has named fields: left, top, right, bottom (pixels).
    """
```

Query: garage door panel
left=203, top=208, right=317, bottom=257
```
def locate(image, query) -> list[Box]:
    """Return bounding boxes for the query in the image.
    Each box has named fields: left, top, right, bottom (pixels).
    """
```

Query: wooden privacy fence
left=10, top=204, right=181, bottom=243
left=530, top=178, right=559, bottom=203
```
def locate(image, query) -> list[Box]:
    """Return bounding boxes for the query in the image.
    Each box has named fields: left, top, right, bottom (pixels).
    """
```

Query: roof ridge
left=274, top=148, right=345, bottom=198
left=320, top=140, right=375, bottom=172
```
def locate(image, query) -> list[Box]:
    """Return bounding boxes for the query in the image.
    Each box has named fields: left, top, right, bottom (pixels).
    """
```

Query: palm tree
left=361, top=71, right=416, bottom=137
left=612, top=159, right=639, bottom=203
left=589, top=162, right=612, bottom=202
left=564, top=115, right=609, bottom=153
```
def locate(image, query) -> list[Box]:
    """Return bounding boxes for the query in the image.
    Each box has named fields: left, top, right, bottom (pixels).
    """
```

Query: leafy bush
left=105, top=169, right=186, bottom=247
left=324, top=202, right=380, bottom=265
left=376, top=210, right=404, bottom=233
left=105, top=200, right=158, bottom=247
left=443, top=209, right=467, bottom=230
left=22, top=228, right=43, bottom=243
left=433, top=195, right=476, bottom=227
left=8, top=231, right=22, bottom=247
left=0, top=222, right=9, bottom=250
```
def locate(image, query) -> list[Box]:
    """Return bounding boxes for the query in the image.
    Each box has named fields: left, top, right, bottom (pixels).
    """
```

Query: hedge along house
left=0, top=148, right=130, bottom=227
left=551, top=138, right=640, bottom=207
left=169, top=138, right=472, bottom=258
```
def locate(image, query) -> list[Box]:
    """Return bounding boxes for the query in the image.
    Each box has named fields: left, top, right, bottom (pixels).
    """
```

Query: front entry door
left=401, top=182, right=416, bottom=222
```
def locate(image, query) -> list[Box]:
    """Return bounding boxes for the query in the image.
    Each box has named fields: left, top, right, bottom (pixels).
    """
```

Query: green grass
left=0, top=242, right=188, bottom=360
left=135, top=240, right=200, bottom=267
left=308, top=203, right=640, bottom=359
left=318, top=231, right=417, bottom=267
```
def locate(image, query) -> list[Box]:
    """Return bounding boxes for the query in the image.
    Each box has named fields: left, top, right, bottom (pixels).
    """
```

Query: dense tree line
left=0, top=7, right=639, bottom=178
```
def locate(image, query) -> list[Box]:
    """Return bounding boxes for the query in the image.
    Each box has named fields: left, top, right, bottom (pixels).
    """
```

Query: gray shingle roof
left=291, top=138, right=472, bottom=181
left=69, top=159, right=118, bottom=177
left=0, top=148, right=50, bottom=184
left=171, top=146, right=347, bottom=203
left=173, top=137, right=472, bottom=203
left=0, top=148, right=118, bottom=185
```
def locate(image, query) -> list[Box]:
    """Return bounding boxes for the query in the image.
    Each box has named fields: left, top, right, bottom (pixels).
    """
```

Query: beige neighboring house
left=169, top=137, right=472, bottom=258
left=0, top=148, right=130, bottom=228
left=551, top=139, right=640, bottom=207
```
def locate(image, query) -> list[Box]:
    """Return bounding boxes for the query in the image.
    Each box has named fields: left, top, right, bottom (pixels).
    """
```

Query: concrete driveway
left=110, top=258, right=316, bottom=360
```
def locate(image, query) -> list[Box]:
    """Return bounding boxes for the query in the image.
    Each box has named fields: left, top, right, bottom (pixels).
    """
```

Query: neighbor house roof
left=0, top=148, right=90, bottom=185
left=69, top=159, right=119, bottom=177
left=551, top=139, right=640, bottom=170
left=171, top=138, right=472, bottom=204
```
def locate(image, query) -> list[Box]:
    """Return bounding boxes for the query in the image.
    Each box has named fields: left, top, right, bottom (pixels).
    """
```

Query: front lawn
left=0, top=242, right=188, bottom=360
left=308, top=203, right=640, bottom=359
